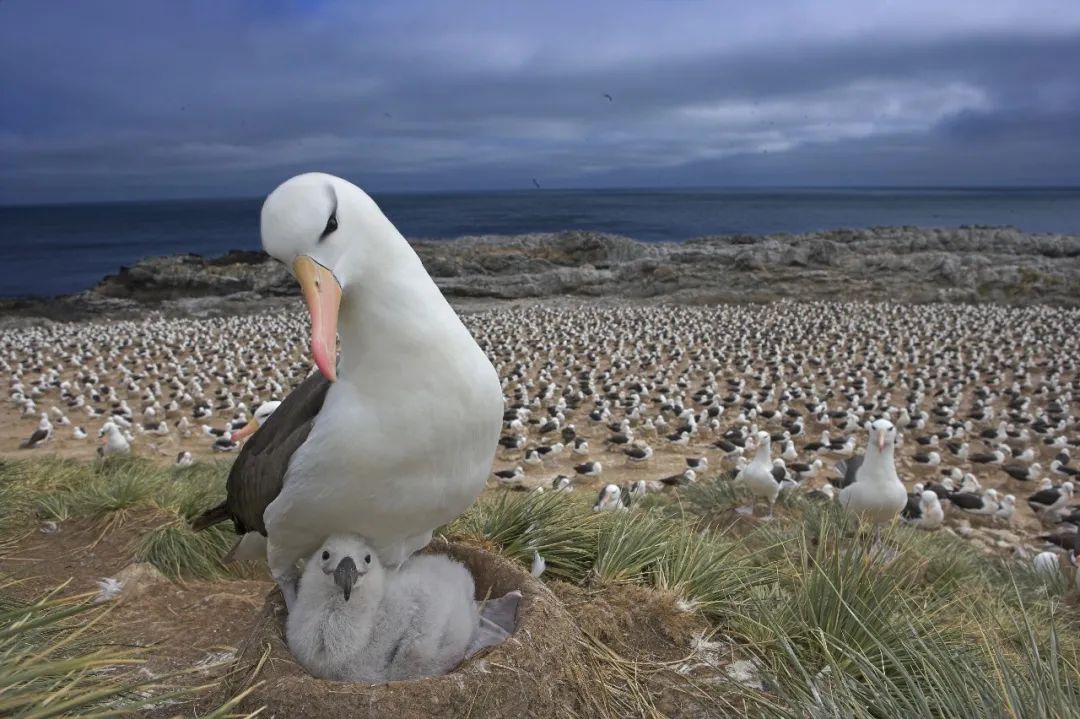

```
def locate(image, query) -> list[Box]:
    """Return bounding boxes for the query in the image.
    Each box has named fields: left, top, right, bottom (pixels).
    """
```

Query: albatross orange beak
left=293, top=255, right=341, bottom=382
left=877, top=431, right=887, bottom=451
left=230, top=418, right=260, bottom=443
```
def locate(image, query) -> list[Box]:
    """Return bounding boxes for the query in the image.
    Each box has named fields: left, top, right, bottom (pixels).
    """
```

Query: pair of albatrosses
left=193, top=174, right=504, bottom=618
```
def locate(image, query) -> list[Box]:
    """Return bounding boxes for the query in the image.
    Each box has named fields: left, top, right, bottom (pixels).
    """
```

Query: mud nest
left=215, top=541, right=605, bottom=718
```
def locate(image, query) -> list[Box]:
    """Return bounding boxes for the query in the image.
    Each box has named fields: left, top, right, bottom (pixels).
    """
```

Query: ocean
left=2, top=187, right=1079, bottom=299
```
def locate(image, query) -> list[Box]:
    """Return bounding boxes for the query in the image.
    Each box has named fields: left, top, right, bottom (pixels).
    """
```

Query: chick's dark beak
left=334, top=556, right=360, bottom=601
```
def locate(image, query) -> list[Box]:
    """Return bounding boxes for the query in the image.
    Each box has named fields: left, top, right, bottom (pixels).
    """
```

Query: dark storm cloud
left=0, top=1, right=1078, bottom=203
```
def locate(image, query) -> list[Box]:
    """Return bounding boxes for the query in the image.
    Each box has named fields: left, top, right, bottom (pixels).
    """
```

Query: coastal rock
left=3, top=226, right=1079, bottom=321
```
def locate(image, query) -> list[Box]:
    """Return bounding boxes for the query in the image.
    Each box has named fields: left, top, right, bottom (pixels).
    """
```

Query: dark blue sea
left=2, top=187, right=1079, bottom=299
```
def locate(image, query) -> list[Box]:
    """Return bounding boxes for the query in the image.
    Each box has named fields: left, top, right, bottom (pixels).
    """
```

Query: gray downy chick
left=380, top=551, right=480, bottom=681
left=286, top=533, right=479, bottom=683
left=286, top=534, right=389, bottom=682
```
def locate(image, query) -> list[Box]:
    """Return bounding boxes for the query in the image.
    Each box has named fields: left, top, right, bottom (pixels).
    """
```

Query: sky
left=1, top=0, right=1079, bottom=204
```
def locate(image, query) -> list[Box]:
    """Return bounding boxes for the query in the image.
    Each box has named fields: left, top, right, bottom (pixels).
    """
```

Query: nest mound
left=216, top=542, right=598, bottom=718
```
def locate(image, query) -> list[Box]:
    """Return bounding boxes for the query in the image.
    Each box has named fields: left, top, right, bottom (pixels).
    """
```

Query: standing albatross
left=838, top=418, right=907, bottom=544
left=193, top=173, right=503, bottom=608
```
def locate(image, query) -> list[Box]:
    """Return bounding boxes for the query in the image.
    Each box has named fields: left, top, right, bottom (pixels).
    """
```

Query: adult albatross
left=193, top=173, right=503, bottom=608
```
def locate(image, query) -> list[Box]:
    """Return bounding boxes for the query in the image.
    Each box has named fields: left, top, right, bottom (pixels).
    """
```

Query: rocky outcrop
left=94, top=252, right=295, bottom=300
left=3, top=226, right=1079, bottom=322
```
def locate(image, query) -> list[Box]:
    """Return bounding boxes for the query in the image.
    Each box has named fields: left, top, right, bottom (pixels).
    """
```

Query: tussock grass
left=446, top=490, right=777, bottom=619
left=448, top=477, right=1080, bottom=717
left=136, top=521, right=239, bottom=580
left=0, top=456, right=236, bottom=580
left=4, top=456, right=1080, bottom=715
left=0, top=579, right=264, bottom=717
left=447, top=490, right=600, bottom=583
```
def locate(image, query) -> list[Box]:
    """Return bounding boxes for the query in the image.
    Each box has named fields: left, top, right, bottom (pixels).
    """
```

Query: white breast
left=266, top=352, right=502, bottom=567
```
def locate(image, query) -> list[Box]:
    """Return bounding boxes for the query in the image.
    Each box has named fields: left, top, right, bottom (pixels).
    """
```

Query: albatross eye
left=320, top=214, right=338, bottom=240
left=321, top=550, right=330, bottom=560
left=364, top=554, right=371, bottom=564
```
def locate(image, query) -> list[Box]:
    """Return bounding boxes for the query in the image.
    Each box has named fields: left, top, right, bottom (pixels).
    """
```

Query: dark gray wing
left=1027, top=489, right=1059, bottom=507
left=830, top=455, right=863, bottom=489
left=227, top=370, right=331, bottom=535
left=901, top=494, right=921, bottom=520
left=194, top=371, right=330, bottom=535
left=20, top=428, right=48, bottom=448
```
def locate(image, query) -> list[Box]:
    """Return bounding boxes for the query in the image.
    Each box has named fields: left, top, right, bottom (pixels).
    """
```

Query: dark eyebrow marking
left=319, top=185, right=339, bottom=241
left=326, top=185, right=338, bottom=217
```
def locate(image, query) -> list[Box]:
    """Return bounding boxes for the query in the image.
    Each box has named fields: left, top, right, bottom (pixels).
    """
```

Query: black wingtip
left=190, top=502, right=229, bottom=532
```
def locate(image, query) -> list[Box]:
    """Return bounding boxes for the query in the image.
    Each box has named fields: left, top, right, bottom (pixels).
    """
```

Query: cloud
left=0, top=0, right=1078, bottom=202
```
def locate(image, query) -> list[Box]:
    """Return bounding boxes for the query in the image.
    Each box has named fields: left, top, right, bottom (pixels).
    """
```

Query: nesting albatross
left=193, top=173, right=504, bottom=609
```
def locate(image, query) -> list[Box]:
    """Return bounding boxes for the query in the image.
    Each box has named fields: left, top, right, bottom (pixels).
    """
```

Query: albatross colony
left=3, top=286, right=1080, bottom=560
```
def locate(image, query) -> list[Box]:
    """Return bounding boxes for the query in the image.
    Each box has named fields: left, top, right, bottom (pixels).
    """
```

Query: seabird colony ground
left=4, top=301, right=1079, bottom=558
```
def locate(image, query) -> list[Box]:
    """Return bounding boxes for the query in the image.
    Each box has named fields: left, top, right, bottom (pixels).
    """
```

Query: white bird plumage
left=259, top=174, right=503, bottom=603
left=734, top=431, right=780, bottom=517
left=287, top=534, right=478, bottom=682
left=839, top=419, right=907, bottom=542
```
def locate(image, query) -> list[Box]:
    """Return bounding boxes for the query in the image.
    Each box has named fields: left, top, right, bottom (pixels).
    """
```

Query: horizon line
left=3, top=183, right=1080, bottom=209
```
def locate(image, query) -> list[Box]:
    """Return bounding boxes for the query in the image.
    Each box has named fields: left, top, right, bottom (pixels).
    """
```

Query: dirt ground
left=0, top=519, right=271, bottom=713
left=0, top=515, right=734, bottom=718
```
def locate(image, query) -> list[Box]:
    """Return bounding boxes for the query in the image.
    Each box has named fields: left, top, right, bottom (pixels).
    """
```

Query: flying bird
left=603, top=93, right=613, bottom=102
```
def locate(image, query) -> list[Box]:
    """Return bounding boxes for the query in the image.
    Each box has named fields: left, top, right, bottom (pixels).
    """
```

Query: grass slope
left=1, top=457, right=1078, bottom=716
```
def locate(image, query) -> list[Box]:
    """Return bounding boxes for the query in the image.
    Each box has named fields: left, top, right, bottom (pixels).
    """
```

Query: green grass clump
left=446, top=489, right=777, bottom=618
left=450, top=476, right=1080, bottom=717
left=3, top=456, right=1080, bottom=716
left=0, top=580, right=264, bottom=717
left=447, top=489, right=600, bottom=583
left=136, top=521, right=239, bottom=580
left=649, top=525, right=776, bottom=619
left=0, top=579, right=166, bottom=718
left=0, top=457, right=234, bottom=581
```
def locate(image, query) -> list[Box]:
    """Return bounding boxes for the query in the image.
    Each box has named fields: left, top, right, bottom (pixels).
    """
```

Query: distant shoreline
left=1, top=225, right=1079, bottom=323
left=6, top=185, right=1080, bottom=210
left=5, top=186, right=1080, bottom=299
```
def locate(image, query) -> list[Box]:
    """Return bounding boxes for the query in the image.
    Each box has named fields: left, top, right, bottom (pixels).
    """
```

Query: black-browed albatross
left=193, top=173, right=503, bottom=609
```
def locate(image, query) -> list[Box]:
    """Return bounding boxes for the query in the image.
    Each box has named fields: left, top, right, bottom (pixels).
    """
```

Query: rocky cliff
left=4, top=226, right=1079, bottom=321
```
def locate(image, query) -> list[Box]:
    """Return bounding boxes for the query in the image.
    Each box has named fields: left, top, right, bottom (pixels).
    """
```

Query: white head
left=231, top=400, right=282, bottom=442
left=1033, top=551, right=1059, bottom=577
left=919, top=490, right=939, bottom=509
left=866, top=418, right=897, bottom=454
left=261, top=173, right=403, bottom=382
left=593, top=484, right=621, bottom=511
left=306, top=533, right=382, bottom=601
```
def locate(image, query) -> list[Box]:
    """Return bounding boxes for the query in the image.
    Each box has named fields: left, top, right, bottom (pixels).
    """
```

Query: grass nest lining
left=216, top=541, right=617, bottom=719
